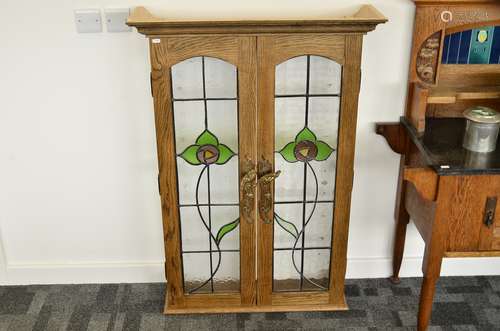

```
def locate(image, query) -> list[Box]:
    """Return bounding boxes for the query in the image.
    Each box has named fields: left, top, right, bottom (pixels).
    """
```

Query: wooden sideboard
left=377, top=1, right=500, bottom=330
left=377, top=117, right=500, bottom=331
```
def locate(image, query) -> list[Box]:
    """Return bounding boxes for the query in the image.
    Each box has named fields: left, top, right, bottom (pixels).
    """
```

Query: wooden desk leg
left=418, top=243, right=444, bottom=331
left=390, top=155, right=410, bottom=284
left=418, top=275, right=439, bottom=331
left=391, top=212, right=409, bottom=284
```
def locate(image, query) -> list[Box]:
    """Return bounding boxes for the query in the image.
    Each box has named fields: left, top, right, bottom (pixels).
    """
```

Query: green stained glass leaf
left=275, top=214, right=298, bottom=239
left=196, top=130, right=219, bottom=146
left=179, top=145, right=201, bottom=165
left=215, top=144, right=236, bottom=165
left=295, top=127, right=317, bottom=143
left=315, top=140, right=335, bottom=161
left=278, top=142, right=297, bottom=163
left=215, top=218, right=240, bottom=245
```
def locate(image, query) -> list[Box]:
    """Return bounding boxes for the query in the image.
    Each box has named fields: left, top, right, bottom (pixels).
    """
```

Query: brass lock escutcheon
left=484, top=197, right=497, bottom=228
left=258, top=170, right=281, bottom=224
left=240, top=163, right=257, bottom=224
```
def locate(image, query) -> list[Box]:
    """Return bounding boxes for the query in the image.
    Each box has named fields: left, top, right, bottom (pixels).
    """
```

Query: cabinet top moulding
left=413, top=0, right=498, bottom=4
left=126, top=5, right=387, bottom=36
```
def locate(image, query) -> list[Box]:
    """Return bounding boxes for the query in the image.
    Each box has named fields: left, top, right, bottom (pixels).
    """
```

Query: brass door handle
left=241, top=168, right=257, bottom=223
left=258, top=170, right=281, bottom=224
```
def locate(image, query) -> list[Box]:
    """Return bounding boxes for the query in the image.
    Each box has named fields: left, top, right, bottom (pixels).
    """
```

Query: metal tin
left=463, top=106, right=500, bottom=153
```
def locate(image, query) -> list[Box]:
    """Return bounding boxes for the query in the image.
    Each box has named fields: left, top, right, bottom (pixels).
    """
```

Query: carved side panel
left=416, top=31, right=441, bottom=85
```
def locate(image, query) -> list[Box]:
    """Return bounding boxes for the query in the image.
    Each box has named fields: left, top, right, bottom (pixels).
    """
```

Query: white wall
left=1, top=0, right=499, bottom=285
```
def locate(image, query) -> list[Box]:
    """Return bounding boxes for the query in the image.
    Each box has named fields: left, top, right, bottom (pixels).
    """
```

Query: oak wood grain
left=127, top=6, right=387, bottom=36
left=256, top=35, right=274, bottom=306
left=272, top=292, right=330, bottom=306
left=410, top=84, right=430, bottom=132
left=427, top=85, right=500, bottom=104
left=438, top=65, right=500, bottom=88
left=165, top=302, right=347, bottom=314
left=443, top=176, right=500, bottom=252
left=237, top=36, right=258, bottom=307
left=405, top=183, right=437, bottom=244
left=329, top=34, right=363, bottom=305
left=444, top=250, right=500, bottom=257
left=404, top=167, right=438, bottom=201
left=150, top=40, right=185, bottom=309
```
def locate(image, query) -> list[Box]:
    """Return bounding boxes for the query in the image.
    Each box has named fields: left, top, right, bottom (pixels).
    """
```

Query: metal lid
left=464, top=106, right=500, bottom=124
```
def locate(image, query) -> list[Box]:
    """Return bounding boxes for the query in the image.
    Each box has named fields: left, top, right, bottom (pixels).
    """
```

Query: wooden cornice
left=413, top=0, right=498, bottom=4
left=127, top=5, right=387, bottom=36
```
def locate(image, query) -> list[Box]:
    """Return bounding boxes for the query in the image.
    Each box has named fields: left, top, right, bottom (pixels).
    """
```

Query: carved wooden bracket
left=375, top=122, right=408, bottom=155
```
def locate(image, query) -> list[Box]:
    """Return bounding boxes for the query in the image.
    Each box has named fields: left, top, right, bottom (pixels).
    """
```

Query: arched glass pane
left=273, top=55, right=341, bottom=292
left=171, top=56, right=240, bottom=294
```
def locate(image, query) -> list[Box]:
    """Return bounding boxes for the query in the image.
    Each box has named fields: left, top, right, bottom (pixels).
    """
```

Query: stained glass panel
left=273, top=250, right=302, bottom=292
left=273, top=55, right=341, bottom=292
left=183, top=253, right=211, bottom=293
left=180, top=206, right=209, bottom=252
left=275, top=56, right=307, bottom=95
left=302, top=249, right=331, bottom=291
left=171, top=57, right=204, bottom=99
left=212, top=252, right=240, bottom=292
left=273, top=204, right=303, bottom=249
left=171, top=56, right=240, bottom=294
left=309, top=56, right=342, bottom=95
left=204, top=57, right=237, bottom=98
left=210, top=206, right=240, bottom=251
left=173, top=101, right=205, bottom=153
left=303, top=203, right=334, bottom=248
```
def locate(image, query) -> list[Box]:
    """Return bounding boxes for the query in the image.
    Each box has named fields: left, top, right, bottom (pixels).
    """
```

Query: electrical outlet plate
left=74, top=9, right=102, bottom=33
left=104, top=8, right=132, bottom=32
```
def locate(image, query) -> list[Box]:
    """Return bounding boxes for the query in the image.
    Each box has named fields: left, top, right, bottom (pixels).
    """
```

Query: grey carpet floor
left=1, top=276, right=500, bottom=330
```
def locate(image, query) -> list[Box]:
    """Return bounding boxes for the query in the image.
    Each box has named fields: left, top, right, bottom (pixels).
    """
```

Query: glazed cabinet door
left=257, top=34, right=362, bottom=308
left=150, top=36, right=257, bottom=311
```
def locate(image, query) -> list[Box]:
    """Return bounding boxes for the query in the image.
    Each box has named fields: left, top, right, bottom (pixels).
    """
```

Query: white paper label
left=152, top=38, right=161, bottom=44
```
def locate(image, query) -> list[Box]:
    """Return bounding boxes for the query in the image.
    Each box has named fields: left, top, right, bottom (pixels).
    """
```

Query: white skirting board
left=0, top=256, right=499, bottom=285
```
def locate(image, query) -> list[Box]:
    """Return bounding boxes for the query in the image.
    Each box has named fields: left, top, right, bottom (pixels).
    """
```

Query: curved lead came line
left=290, top=161, right=327, bottom=291
left=188, top=164, right=223, bottom=294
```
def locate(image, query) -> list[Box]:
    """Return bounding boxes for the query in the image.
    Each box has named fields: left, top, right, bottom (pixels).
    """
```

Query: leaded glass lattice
left=273, top=55, right=341, bottom=292
left=171, top=56, right=240, bottom=294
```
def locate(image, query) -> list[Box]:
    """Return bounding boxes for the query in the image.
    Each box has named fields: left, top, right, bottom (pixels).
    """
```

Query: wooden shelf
left=427, top=86, right=500, bottom=104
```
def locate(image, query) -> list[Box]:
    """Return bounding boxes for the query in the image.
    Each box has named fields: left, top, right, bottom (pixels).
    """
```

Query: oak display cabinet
left=127, top=6, right=386, bottom=314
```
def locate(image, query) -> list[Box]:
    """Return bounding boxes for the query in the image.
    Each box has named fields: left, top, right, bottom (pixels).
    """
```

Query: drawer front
left=438, top=175, right=500, bottom=252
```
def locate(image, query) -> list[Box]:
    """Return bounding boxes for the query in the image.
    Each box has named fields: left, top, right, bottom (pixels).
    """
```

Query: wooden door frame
left=256, top=34, right=363, bottom=309
left=150, top=35, right=257, bottom=313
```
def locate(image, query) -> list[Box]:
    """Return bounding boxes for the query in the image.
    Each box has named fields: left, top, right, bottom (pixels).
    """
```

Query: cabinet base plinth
left=164, top=302, right=348, bottom=314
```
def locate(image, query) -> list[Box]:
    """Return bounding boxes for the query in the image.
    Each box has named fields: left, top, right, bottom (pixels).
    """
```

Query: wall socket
left=104, top=8, right=132, bottom=33
left=74, top=9, right=102, bottom=33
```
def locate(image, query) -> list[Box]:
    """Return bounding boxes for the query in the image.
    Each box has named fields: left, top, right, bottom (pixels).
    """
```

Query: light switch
left=74, top=9, right=102, bottom=33
left=104, top=8, right=132, bottom=33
